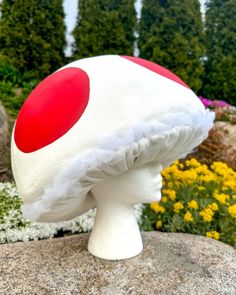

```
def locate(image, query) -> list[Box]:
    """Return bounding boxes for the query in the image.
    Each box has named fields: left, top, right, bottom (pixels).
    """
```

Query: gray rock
left=214, top=121, right=236, bottom=150
left=0, top=103, right=8, bottom=147
left=0, top=232, right=235, bottom=295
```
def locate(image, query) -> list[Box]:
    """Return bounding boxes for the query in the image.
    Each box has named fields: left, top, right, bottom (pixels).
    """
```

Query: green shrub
left=0, top=58, right=39, bottom=117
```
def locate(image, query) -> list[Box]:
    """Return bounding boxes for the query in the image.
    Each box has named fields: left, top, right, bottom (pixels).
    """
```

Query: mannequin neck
left=88, top=197, right=143, bottom=260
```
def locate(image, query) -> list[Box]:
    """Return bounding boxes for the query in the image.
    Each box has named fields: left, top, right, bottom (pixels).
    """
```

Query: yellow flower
left=179, top=163, right=184, bottom=169
left=174, top=202, right=184, bottom=213
left=174, top=181, right=181, bottom=188
left=195, top=164, right=210, bottom=175
left=199, top=208, right=214, bottom=222
left=228, top=204, right=236, bottom=218
left=162, top=165, right=179, bottom=179
left=207, top=203, right=219, bottom=211
left=168, top=182, right=174, bottom=188
left=161, top=196, right=168, bottom=203
left=186, top=158, right=201, bottom=168
left=223, top=180, right=236, bottom=191
left=203, top=215, right=212, bottom=222
left=211, top=162, right=234, bottom=178
left=205, top=208, right=214, bottom=216
left=181, top=169, right=198, bottom=183
left=156, top=220, right=162, bottom=229
left=198, top=186, right=205, bottom=191
left=164, top=174, right=171, bottom=180
left=206, top=231, right=220, bottom=240
left=162, top=189, right=176, bottom=201
left=199, top=174, right=216, bottom=182
left=150, top=202, right=165, bottom=214
left=174, top=160, right=179, bottom=165
left=188, top=200, right=199, bottom=209
left=213, top=192, right=229, bottom=205
left=211, top=162, right=236, bottom=184
left=184, top=211, right=194, bottom=222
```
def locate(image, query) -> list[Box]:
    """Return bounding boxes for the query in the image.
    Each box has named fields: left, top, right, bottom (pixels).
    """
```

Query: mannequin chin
left=89, top=162, right=163, bottom=260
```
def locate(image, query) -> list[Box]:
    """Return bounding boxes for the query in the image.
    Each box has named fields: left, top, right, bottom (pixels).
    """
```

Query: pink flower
left=214, top=100, right=230, bottom=108
left=199, top=96, right=214, bottom=108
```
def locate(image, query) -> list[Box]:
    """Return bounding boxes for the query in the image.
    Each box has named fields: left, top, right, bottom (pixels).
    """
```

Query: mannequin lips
left=155, top=181, right=162, bottom=190
left=154, top=174, right=163, bottom=190
left=153, top=178, right=162, bottom=190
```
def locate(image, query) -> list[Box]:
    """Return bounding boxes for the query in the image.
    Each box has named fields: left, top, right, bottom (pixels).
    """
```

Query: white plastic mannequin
left=89, top=161, right=163, bottom=260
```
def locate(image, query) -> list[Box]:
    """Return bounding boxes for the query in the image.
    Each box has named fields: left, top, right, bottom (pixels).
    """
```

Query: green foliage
left=0, top=56, right=39, bottom=117
left=73, top=0, right=136, bottom=58
left=0, top=0, right=66, bottom=77
left=0, top=183, right=28, bottom=231
left=202, top=0, right=236, bottom=105
left=139, top=0, right=204, bottom=92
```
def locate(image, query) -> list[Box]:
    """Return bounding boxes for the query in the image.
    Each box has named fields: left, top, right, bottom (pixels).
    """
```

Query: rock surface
left=0, top=232, right=235, bottom=295
left=0, top=103, right=10, bottom=181
left=0, top=103, right=8, bottom=147
left=214, top=121, right=236, bottom=149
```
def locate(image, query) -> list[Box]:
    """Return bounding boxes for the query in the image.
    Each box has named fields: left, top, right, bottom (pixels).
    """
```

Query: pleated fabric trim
left=22, top=109, right=215, bottom=222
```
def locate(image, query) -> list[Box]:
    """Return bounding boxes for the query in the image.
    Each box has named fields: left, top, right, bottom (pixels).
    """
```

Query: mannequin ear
left=89, top=189, right=95, bottom=198
left=133, top=156, right=138, bottom=163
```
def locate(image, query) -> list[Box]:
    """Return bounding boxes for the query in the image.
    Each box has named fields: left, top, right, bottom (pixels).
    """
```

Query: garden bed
left=0, top=158, right=235, bottom=248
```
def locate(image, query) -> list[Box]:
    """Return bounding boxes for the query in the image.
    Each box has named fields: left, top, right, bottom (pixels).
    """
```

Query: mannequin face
left=91, top=161, right=163, bottom=205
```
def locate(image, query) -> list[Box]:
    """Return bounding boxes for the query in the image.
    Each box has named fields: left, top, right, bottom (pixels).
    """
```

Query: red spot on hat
left=14, top=67, right=90, bottom=153
left=122, top=56, right=189, bottom=89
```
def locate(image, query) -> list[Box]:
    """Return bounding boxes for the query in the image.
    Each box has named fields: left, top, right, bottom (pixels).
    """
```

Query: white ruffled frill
left=22, top=109, right=215, bottom=222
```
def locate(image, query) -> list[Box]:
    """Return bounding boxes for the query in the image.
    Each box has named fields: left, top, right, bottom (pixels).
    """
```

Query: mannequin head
left=91, top=161, right=163, bottom=206
left=88, top=161, right=163, bottom=259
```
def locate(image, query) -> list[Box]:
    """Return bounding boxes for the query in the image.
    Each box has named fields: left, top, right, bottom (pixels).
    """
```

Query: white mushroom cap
left=11, top=55, right=215, bottom=222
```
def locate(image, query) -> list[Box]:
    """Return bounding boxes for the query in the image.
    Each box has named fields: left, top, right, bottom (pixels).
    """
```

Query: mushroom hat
left=11, top=55, right=215, bottom=222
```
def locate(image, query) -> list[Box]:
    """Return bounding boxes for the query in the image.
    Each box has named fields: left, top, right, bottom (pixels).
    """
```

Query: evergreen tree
left=203, top=0, right=236, bottom=105
left=139, top=0, right=204, bottom=92
left=0, top=0, right=66, bottom=77
left=73, top=0, right=136, bottom=58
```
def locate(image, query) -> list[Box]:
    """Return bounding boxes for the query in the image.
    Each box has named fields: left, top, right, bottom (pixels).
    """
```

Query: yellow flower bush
left=228, top=204, right=236, bottom=218
left=213, top=191, right=229, bottom=204
left=142, top=158, right=236, bottom=247
left=162, top=189, right=176, bottom=201
left=207, top=202, right=219, bottom=211
left=156, top=220, right=162, bottom=229
left=174, top=202, right=184, bottom=213
left=206, top=231, right=220, bottom=240
left=199, top=208, right=214, bottom=222
left=150, top=202, right=165, bottom=214
left=184, top=211, right=194, bottom=222
left=188, top=200, right=199, bottom=209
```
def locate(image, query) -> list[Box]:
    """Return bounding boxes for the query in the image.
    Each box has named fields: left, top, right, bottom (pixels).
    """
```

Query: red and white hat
left=11, top=55, right=214, bottom=222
